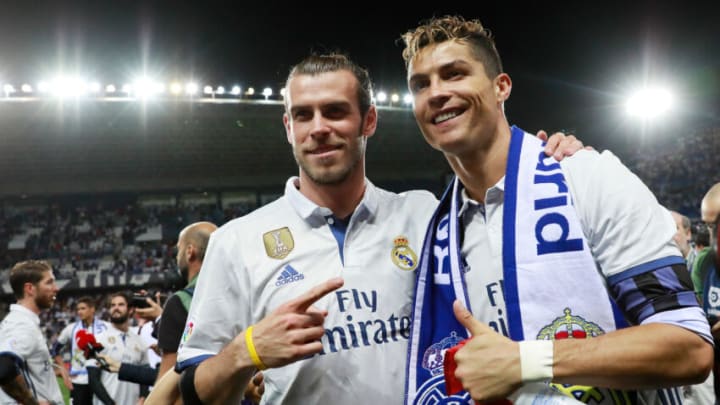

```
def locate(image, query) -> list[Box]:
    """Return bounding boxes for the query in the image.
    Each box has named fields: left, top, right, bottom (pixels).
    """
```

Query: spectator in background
left=53, top=296, right=109, bottom=405
left=0, top=260, right=65, bottom=404
left=691, top=223, right=711, bottom=299
left=87, top=292, right=149, bottom=405
left=154, top=221, right=217, bottom=385
left=696, top=182, right=720, bottom=400
left=671, top=211, right=693, bottom=264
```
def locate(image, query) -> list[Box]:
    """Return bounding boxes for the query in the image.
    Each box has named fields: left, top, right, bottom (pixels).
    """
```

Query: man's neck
left=297, top=171, right=366, bottom=219
left=17, top=298, right=41, bottom=315
left=446, top=125, right=511, bottom=203
left=82, top=318, right=94, bottom=328
left=187, top=266, right=201, bottom=284
left=112, top=322, right=129, bottom=333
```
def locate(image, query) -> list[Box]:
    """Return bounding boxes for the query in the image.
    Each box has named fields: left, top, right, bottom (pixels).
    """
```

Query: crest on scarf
left=413, top=332, right=472, bottom=405
left=263, top=227, right=294, bottom=259
left=538, top=308, right=615, bottom=403
left=391, top=235, right=418, bottom=271
left=421, top=331, right=464, bottom=376
left=536, top=308, right=605, bottom=340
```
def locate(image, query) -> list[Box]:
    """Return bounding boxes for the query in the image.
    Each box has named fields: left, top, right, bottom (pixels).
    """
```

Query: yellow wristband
left=245, top=326, right=267, bottom=371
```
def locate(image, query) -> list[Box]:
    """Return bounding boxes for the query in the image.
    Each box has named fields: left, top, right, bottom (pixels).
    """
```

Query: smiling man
left=0, top=260, right=64, bottom=405
left=401, top=15, right=713, bottom=404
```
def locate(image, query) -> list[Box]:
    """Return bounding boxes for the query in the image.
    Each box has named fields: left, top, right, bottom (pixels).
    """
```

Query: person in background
left=0, top=260, right=64, bottom=405
left=53, top=296, right=109, bottom=405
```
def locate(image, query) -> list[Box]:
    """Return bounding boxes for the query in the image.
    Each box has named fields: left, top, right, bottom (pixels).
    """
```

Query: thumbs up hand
left=451, top=300, right=523, bottom=402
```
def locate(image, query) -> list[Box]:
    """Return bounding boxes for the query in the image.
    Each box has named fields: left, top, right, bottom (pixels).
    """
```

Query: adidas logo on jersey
left=275, top=265, right=305, bottom=286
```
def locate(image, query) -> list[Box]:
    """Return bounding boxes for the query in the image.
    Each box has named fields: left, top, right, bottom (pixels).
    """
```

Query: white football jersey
left=178, top=177, right=438, bottom=404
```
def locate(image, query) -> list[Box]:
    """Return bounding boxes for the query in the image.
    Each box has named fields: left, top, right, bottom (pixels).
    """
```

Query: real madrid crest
left=263, top=227, right=294, bottom=259
left=391, top=235, right=418, bottom=271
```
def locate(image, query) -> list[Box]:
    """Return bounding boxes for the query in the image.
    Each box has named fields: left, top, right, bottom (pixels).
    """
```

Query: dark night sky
left=1, top=1, right=719, bottom=150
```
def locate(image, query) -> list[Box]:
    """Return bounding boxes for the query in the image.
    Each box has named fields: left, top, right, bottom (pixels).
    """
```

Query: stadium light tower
left=626, top=86, right=675, bottom=119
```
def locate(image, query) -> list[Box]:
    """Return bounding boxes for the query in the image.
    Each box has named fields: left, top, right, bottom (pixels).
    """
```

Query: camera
left=131, top=290, right=168, bottom=308
left=131, top=293, right=152, bottom=308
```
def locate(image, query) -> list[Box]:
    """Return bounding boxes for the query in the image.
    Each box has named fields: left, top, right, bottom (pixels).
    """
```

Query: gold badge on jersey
left=263, top=227, right=294, bottom=259
left=108, top=336, right=116, bottom=344
left=391, top=235, right=418, bottom=271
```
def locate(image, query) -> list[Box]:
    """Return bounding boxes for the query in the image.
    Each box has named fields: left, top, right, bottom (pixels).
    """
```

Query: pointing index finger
left=288, top=277, right=344, bottom=313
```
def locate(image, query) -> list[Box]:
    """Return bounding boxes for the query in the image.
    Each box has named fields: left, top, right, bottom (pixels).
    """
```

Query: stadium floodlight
left=52, top=77, right=88, bottom=98
left=105, top=84, right=116, bottom=93
left=133, top=77, right=161, bottom=98
left=3, top=84, right=15, bottom=96
left=170, top=82, right=182, bottom=95
left=121, top=83, right=133, bottom=95
left=376, top=91, right=387, bottom=103
left=245, top=87, right=255, bottom=96
left=231, top=85, right=241, bottom=96
left=185, top=82, right=198, bottom=95
left=280, top=87, right=286, bottom=98
left=626, top=87, right=674, bottom=119
left=88, top=82, right=101, bottom=94
left=403, top=93, right=413, bottom=105
left=21, top=84, right=33, bottom=93
left=262, top=87, right=272, bottom=100
left=216, top=86, right=225, bottom=95
left=390, top=93, right=400, bottom=103
left=203, top=85, right=213, bottom=95
left=37, top=81, right=50, bottom=93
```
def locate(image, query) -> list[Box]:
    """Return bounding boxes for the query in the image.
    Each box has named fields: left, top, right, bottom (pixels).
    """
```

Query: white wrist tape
left=518, top=340, right=554, bottom=382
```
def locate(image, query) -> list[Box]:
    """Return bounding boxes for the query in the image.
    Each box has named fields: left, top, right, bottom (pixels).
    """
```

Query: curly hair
left=401, top=15, right=503, bottom=78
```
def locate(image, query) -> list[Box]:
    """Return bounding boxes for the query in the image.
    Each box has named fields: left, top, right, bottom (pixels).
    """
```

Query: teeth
left=434, top=111, right=459, bottom=124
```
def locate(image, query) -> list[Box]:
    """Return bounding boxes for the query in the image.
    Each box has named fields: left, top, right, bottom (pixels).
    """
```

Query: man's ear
left=283, top=113, right=294, bottom=144
left=186, top=244, right=197, bottom=262
left=23, top=282, right=35, bottom=298
left=494, top=73, right=512, bottom=103
left=362, top=105, right=378, bottom=138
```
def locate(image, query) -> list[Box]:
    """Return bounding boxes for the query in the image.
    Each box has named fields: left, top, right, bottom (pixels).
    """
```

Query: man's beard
left=110, top=313, right=128, bottom=324
left=35, top=295, right=54, bottom=310
left=293, top=131, right=364, bottom=185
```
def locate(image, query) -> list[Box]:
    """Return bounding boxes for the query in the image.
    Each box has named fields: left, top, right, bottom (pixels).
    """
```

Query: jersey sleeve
left=176, top=227, right=252, bottom=370
left=0, top=322, right=37, bottom=360
left=562, top=150, right=710, bottom=341
left=561, top=149, right=681, bottom=277
left=156, top=294, right=187, bottom=353
left=57, top=323, right=73, bottom=346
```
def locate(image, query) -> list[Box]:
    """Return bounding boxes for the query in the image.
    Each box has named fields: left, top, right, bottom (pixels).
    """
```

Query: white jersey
left=460, top=149, right=709, bottom=403
left=56, top=318, right=109, bottom=385
left=89, top=324, right=149, bottom=405
left=177, top=177, right=438, bottom=404
left=0, top=304, right=63, bottom=405
left=133, top=321, right=161, bottom=369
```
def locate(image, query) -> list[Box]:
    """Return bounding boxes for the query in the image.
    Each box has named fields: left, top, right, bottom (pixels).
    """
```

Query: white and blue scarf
left=404, top=127, right=639, bottom=404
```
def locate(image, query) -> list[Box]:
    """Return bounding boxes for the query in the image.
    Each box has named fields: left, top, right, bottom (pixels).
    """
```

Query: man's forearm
left=188, top=338, right=255, bottom=404
left=553, top=323, right=712, bottom=388
left=1, top=374, right=39, bottom=405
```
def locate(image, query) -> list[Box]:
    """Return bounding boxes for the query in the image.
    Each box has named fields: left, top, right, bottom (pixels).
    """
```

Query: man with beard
left=53, top=296, right=109, bottom=405
left=400, top=15, right=711, bottom=404
left=87, top=292, right=149, bottom=405
left=155, top=222, right=217, bottom=383
left=0, top=260, right=64, bottom=405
